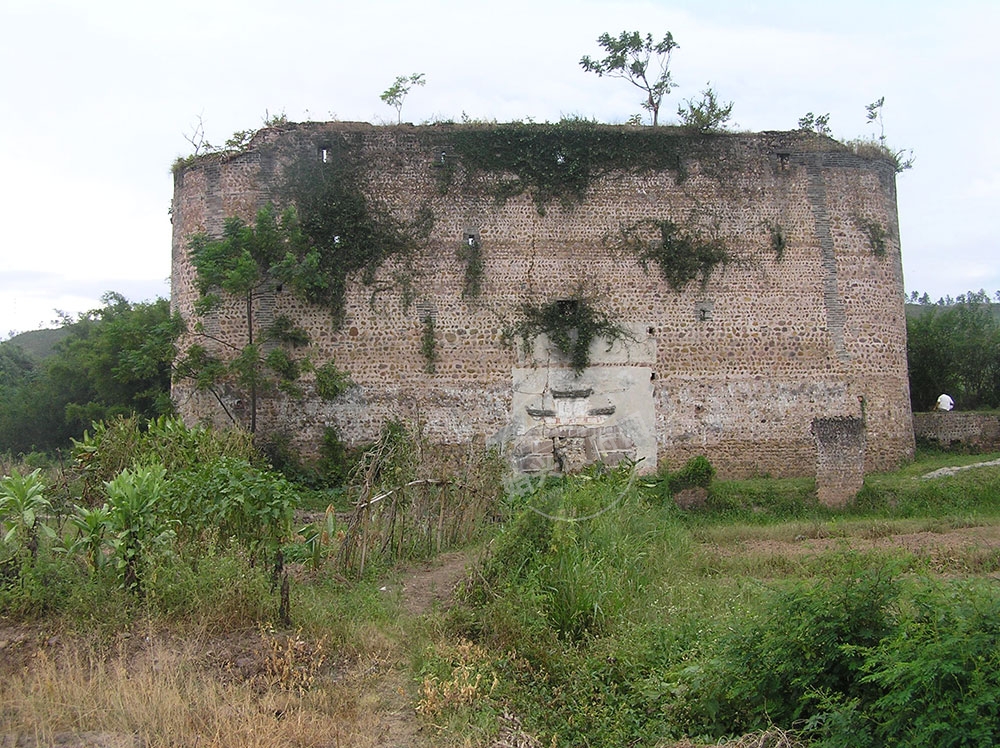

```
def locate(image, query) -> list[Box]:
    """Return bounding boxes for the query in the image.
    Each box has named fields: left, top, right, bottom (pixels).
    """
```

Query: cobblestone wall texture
left=170, top=122, right=915, bottom=478
left=813, top=416, right=867, bottom=507
left=913, top=412, right=1000, bottom=452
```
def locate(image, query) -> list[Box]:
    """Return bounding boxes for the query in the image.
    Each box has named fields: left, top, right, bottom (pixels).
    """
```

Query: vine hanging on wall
left=768, top=221, right=787, bottom=261
left=278, top=138, right=435, bottom=326
left=459, top=232, right=484, bottom=299
left=420, top=311, right=437, bottom=373
left=508, top=293, right=631, bottom=375
left=608, top=218, right=731, bottom=290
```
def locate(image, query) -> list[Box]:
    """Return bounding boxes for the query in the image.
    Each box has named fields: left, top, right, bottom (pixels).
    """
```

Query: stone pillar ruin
left=812, top=416, right=867, bottom=508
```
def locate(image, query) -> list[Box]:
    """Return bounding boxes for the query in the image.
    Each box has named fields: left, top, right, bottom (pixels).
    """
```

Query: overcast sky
left=1, top=0, right=997, bottom=336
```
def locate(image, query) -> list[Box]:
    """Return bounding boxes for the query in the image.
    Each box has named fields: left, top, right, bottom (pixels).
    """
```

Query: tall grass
left=424, top=456, right=1000, bottom=747
left=5, top=430, right=1000, bottom=747
left=337, top=423, right=504, bottom=577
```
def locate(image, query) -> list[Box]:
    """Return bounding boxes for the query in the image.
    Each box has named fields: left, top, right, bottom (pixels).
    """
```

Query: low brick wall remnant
left=913, top=412, right=1000, bottom=452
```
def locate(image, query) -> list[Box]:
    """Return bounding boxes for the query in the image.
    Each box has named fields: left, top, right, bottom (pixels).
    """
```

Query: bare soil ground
left=705, top=522, right=1000, bottom=574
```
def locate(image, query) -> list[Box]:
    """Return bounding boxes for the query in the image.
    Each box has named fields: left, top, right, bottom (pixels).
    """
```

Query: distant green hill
left=2, top=327, right=71, bottom=361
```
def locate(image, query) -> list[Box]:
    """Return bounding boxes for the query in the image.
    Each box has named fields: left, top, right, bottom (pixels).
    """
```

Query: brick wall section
left=170, top=123, right=915, bottom=478
left=813, top=416, right=866, bottom=507
left=913, top=412, right=1000, bottom=452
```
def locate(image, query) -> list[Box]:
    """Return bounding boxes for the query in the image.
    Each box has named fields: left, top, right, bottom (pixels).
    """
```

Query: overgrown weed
left=6, top=433, right=1000, bottom=746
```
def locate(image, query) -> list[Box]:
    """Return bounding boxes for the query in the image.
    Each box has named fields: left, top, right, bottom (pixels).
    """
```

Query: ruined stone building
left=170, top=122, right=914, bottom=494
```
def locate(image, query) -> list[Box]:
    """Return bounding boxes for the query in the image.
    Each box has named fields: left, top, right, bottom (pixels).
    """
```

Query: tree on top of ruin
left=381, top=73, right=426, bottom=125
left=677, top=83, right=734, bottom=132
left=580, top=31, right=679, bottom=126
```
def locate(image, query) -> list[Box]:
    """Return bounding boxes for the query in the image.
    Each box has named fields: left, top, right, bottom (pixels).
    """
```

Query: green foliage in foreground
left=72, top=415, right=258, bottom=503
left=4, top=425, right=1000, bottom=746
left=426, top=460, right=1000, bottom=747
left=0, top=418, right=296, bottom=619
left=0, top=415, right=495, bottom=636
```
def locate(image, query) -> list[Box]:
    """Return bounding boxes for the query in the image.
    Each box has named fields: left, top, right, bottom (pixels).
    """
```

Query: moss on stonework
left=434, top=122, right=729, bottom=214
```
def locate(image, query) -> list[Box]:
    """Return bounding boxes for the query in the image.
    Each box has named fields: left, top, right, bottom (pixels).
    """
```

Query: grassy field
left=2, top=435, right=1000, bottom=747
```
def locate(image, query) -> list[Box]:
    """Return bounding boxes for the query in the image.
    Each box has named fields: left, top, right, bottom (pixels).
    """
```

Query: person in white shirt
left=935, top=393, right=954, bottom=411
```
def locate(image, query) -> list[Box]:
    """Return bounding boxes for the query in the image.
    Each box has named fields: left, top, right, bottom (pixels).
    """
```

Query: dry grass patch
left=0, top=627, right=417, bottom=748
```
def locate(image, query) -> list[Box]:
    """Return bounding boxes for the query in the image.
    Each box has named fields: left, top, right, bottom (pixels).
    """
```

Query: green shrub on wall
left=509, top=294, right=630, bottom=374
left=855, top=216, right=889, bottom=257
left=609, top=218, right=731, bottom=290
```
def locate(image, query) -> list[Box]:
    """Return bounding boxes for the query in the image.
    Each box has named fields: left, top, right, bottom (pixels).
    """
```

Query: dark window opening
left=556, top=298, right=579, bottom=318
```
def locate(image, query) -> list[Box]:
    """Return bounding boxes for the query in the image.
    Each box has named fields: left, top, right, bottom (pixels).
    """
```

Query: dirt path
left=922, top=457, right=1000, bottom=480
left=397, top=550, right=473, bottom=616
left=370, top=549, right=477, bottom=748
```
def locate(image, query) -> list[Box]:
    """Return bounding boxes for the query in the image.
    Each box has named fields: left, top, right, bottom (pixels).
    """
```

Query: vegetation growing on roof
left=436, top=121, right=727, bottom=213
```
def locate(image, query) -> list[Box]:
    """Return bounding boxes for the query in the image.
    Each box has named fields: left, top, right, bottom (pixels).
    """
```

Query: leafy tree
left=580, top=31, right=679, bottom=126
left=866, top=96, right=888, bottom=145
left=0, top=344, right=34, bottom=388
left=0, top=296, right=180, bottom=454
left=54, top=293, right=181, bottom=430
left=798, top=111, right=831, bottom=136
left=677, top=83, right=734, bottom=132
left=865, top=96, right=914, bottom=172
left=0, top=345, right=48, bottom=452
left=906, top=291, right=1000, bottom=410
left=380, top=73, right=426, bottom=125
left=180, top=204, right=314, bottom=434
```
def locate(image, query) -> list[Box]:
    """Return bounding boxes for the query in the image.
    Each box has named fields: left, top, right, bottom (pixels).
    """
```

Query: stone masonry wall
left=170, top=123, right=915, bottom=478
left=813, top=416, right=867, bottom=507
left=913, top=412, right=1000, bottom=452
